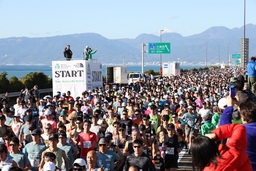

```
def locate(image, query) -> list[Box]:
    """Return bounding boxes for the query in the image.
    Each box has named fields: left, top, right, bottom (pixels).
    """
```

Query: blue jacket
left=220, top=106, right=256, bottom=171
left=247, top=61, right=256, bottom=77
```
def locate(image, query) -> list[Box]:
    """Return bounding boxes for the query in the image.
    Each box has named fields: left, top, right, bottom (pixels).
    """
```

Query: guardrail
left=0, top=88, right=53, bottom=99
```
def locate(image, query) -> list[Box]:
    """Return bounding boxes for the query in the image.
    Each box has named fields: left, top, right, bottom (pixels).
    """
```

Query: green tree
left=20, top=72, right=51, bottom=89
left=144, top=69, right=156, bottom=75
left=0, top=72, right=10, bottom=93
left=9, top=76, right=24, bottom=92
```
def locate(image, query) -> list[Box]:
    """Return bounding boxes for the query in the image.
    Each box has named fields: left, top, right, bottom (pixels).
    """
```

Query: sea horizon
left=0, top=62, right=222, bottom=79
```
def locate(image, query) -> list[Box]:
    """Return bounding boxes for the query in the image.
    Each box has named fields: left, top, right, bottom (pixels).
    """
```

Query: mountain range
left=0, top=24, right=256, bottom=66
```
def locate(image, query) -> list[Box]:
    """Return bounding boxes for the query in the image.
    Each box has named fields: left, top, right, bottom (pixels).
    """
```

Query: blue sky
left=0, top=0, right=255, bottom=39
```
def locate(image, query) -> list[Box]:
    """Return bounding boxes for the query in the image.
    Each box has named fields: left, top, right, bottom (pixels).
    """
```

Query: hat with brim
left=98, top=137, right=107, bottom=145
left=43, top=162, right=56, bottom=171
left=31, top=129, right=42, bottom=135
left=58, top=132, right=67, bottom=138
left=73, top=158, right=86, bottom=167
left=49, top=133, right=58, bottom=140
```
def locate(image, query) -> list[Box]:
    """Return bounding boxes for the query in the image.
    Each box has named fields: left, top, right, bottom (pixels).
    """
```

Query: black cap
left=26, top=115, right=33, bottom=122
left=31, top=129, right=42, bottom=135
left=58, top=131, right=67, bottom=138
left=167, top=123, right=175, bottom=130
left=44, top=152, right=56, bottom=160
left=49, top=133, right=58, bottom=140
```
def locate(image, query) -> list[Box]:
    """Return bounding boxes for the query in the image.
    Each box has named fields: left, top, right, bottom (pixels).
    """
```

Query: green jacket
left=201, top=121, right=215, bottom=136
left=211, top=112, right=220, bottom=127
left=88, top=49, right=97, bottom=60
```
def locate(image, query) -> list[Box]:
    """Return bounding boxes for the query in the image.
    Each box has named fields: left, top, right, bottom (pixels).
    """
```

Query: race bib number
left=83, top=141, right=92, bottom=148
left=166, top=147, right=174, bottom=155
left=29, top=153, right=40, bottom=167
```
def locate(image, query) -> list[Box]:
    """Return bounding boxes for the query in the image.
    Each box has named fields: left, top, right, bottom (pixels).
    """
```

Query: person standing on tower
left=83, top=46, right=97, bottom=60
left=63, top=45, right=73, bottom=61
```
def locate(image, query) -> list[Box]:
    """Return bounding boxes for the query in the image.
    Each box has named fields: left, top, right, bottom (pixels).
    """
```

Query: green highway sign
left=235, top=59, right=241, bottom=65
left=148, top=42, right=171, bottom=54
left=232, top=54, right=241, bottom=59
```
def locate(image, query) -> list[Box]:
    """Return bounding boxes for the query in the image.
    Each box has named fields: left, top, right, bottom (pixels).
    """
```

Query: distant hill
left=0, top=24, right=256, bottom=65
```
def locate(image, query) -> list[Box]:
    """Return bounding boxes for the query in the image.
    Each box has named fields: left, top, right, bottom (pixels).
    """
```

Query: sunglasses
left=73, top=168, right=83, bottom=171
left=99, top=144, right=106, bottom=147
left=76, top=122, right=82, bottom=124
left=9, top=144, right=16, bottom=146
left=133, top=146, right=141, bottom=148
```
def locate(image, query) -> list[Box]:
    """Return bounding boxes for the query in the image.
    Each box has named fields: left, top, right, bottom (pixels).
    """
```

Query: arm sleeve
left=213, top=124, right=247, bottom=150
left=219, top=106, right=233, bottom=126
left=91, top=50, right=97, bottom=54
left=211, top=113, right=220, bottom=127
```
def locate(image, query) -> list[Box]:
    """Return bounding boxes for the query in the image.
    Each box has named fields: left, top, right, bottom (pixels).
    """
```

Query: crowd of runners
left=0, top=66, right=255, bottom=171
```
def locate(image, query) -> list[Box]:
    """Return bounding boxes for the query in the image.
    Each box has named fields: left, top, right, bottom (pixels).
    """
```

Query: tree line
left=0, top=72, right=52, bottom=94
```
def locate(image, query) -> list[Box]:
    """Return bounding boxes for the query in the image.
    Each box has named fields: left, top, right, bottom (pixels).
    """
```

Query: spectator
left=247, top=57, right=256, bottom=92
left=191, top=124, right=252, bottom=171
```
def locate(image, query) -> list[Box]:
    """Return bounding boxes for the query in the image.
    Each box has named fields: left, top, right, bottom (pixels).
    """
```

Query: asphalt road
left=155, top=148, right=193, bottom=171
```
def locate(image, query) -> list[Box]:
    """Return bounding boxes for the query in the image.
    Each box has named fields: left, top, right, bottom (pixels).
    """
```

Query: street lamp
left=160, top=29, right=164, bottom=75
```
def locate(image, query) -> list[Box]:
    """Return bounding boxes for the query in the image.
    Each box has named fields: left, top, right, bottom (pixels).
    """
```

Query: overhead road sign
left=148, top=42, right=171, bottom=54
left=232, top=54, right=241, bottom=59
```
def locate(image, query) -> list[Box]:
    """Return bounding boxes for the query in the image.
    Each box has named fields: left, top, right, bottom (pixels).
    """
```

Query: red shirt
left=76, top=131, right=98, bottom=158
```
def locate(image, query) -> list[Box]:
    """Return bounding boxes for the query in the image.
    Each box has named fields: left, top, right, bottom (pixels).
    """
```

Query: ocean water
left=0, top=64, right=203, bottom=79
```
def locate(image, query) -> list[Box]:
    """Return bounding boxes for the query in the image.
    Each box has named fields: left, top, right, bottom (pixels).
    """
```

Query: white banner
left=52, top=60, right=102, bottom=98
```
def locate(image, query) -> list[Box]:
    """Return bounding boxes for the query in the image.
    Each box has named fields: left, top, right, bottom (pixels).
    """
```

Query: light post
left=160, top=29, right=164, bottom=75
left=141, top=43, right=147, bottom=74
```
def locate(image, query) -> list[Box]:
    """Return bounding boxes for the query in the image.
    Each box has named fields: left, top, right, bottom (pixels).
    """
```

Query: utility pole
left=141, top=43, right=147, bottom=74
left=205, top=42, right=208, bottom=67
left=160, top=29, right=164, bottom=75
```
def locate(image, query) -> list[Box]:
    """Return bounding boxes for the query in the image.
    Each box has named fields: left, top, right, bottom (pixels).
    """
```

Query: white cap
left=44, top=109, right=52, bottom=116
left=179, top=101, right=185, bottom=105
left=218, top=98, right=227, bottom=109
left=43, top=162, right=56, bottom=171
left=201, top=109, right=211, bottom=120
left=121, top=102, right=126, bottom=107
left=73, top=158, right=86, bottom=167
left=187, top=106, right=193, bottom=109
